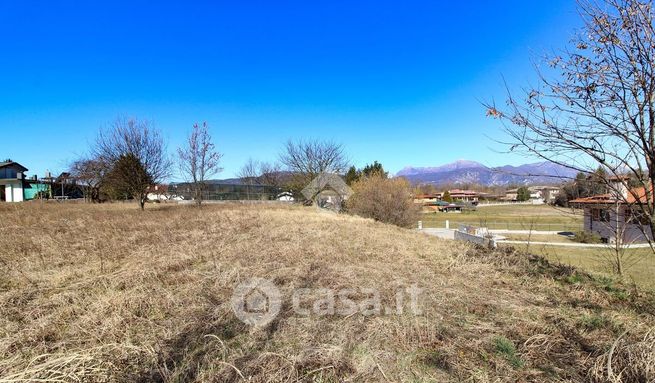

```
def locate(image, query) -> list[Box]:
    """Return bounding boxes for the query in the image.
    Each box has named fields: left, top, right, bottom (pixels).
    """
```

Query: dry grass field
left=1, top=202, right=654, bottom=382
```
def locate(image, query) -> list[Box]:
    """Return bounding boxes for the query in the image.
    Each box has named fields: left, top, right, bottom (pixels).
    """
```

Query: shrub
left=517, top=186, right=531, bottom=202
left=346, top=174, right=420, bottom=228
left=573, top=230, right=602, bottom=244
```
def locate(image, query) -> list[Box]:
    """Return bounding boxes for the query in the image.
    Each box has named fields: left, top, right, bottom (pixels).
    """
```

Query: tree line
left=71, top=117, right=221, bottom=209
left=69, top=118, right=419, bottom=227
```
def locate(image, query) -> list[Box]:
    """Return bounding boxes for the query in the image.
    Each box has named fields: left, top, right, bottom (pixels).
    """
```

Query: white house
left=541, top=186, right=560, bottom=203
left=503, top=186, right=561, bottom=203
left=570, top=179, right=652, bottom=243
left=530, top=186, right=560, bottom=203
left=0, top=160, right=28, bottom=202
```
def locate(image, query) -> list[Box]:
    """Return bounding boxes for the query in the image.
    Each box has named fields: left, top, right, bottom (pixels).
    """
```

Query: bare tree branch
left=177, top=122, right=223, bottom=206
left=485, top=0, right=655, bottom=255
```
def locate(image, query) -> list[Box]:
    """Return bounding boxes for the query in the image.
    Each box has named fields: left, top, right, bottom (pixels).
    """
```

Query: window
left=591, top=208, right=600, bottom=221
left=591, top=208, right=610, bottom=222
left=627, top=209, right=650, bottom=225
left=599, top=209, right=610, bottom=222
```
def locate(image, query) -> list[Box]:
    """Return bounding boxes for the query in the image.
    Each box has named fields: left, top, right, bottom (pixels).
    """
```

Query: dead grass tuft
left=588, top=330, right=655, bottom=383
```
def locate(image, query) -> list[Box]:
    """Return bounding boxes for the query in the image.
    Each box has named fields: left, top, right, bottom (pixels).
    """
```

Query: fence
left=191, top=191, right=279, bottom=201
left=169, top=183, right=285, bottom=201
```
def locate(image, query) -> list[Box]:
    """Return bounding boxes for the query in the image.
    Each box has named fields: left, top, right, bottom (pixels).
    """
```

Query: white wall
left=2, top=182, right=24, bottom=202
left=454, top=230, right=497, bottom=248
left=585, top=206, right=652, bottom=243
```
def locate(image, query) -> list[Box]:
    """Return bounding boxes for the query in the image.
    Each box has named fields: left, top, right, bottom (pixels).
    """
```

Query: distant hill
left=396, top=159, right=577, bottom=186
left=205, top=177, right=244, bottom=185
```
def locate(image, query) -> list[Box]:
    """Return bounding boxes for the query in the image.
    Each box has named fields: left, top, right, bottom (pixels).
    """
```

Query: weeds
left=492, top=336, right=524, bottom=369
left=578, top=314, right=610, bottom=331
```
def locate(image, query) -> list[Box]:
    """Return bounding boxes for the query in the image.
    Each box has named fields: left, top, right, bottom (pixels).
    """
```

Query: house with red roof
left=413, top=193, right=440, bottom=205
left=570, top=178, right=653, bottom=244
left=449, top=189, right=479, bottom=203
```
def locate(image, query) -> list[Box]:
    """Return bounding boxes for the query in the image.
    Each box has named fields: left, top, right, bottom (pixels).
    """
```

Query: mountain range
left=396, top=160, right=577, bottom=186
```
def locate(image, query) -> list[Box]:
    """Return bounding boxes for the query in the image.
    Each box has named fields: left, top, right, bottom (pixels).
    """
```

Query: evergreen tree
left=517, top=186, right=531, bottom=201
left=345, top=166, right=360, bottom=186
left=104, top=153, right=153, bottom=205
left=362, top=161, right=387, bottom=178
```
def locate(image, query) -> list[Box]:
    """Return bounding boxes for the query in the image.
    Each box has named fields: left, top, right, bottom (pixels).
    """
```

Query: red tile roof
left=449, top=189, right=478, bottom=196
left=569, top=194, right=616, bottom=204
left=626, top=187, right=649, bottom=203
left=570, top=188, right=650, bottom=204
left=414, top=194, right=439, bottom=199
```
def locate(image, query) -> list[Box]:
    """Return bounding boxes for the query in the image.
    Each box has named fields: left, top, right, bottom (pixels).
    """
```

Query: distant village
left=413, top=186, right=561, bottom=212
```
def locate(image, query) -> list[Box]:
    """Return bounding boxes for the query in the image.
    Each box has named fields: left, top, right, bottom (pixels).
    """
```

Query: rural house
left=448, top=189, right=479, bottom=203
left=413, top=193, right=440, bottom=205
left=0, top=160, right=28, bottom=202
left=531, top=186, right=560, bottom=203
left=570, top=178, right=653, bottom=244
left=0, top=160, right=52, bottom=202
left=504, top=186, right=560, bottom=203
left=504, top=188, right=519, bottom=201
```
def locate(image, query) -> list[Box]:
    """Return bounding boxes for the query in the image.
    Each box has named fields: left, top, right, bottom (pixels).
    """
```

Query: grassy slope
left=0, top=203, right=653, bottom=382
left=421, top=204, right=583, bottom=231
left=505, top=241, right=655, bottom=290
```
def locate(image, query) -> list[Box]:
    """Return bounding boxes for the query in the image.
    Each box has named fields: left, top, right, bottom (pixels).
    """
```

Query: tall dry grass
left=0, top=202, right=653, bottom=382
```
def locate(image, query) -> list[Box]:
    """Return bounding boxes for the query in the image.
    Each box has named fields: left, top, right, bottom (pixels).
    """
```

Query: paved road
left=420, top=228, right=652, bottom=249
left=423, top=228, right=564, bottom=236
left=420, top=228, right=455, bottom=240
left=497, top=240, right=652, bottom=249
left=489, top=229, right=564, bottom=235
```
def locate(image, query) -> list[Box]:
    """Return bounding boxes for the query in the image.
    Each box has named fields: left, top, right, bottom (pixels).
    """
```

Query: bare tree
left=177, top=122, right=223, bottom=206
left=237, top=158, right=259, bottom=200
left=258, top=161, right=283, bottom=188
left=279, top=139, right=349, bottom=202
left=94, top=117, right=171, bottom=210
left=238, top=158, right=283, bottom=186
left=237, top=158, right=284, bottom=200
left=486, top=0, right=655, bottom=251
left=70, top=157, right=107, bottom=202
left=237, top=158, right=260, bottom=184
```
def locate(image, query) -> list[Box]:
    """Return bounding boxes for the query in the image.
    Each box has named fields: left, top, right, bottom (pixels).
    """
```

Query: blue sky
left=0, top=1, right=581, bottom=180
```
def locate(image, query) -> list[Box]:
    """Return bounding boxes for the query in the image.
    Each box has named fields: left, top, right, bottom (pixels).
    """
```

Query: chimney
left=609, top=176, right=629, bottom=200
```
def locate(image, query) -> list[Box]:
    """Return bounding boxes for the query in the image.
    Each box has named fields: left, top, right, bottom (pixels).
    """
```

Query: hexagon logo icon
left=301, top=172, right=353, bottom=210
left=231, top=278, right=282, bottom=327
